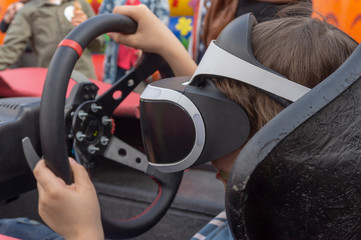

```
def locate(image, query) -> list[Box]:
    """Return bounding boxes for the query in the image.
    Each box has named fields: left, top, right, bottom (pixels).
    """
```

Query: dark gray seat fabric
left=226, top=43, right=361, bottom=240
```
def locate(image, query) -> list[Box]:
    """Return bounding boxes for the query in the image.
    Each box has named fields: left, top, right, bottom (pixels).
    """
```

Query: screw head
left=76, top=131, right=86, bottom=141
left=78, top=110, right=88, bottom=120
left=88, top=144, right=100, bottom=154
left=102, top=116, right=112, bottom=125
left=100, top=136, right=109, bottom=146
left=91, top=103, right=103, bottom=113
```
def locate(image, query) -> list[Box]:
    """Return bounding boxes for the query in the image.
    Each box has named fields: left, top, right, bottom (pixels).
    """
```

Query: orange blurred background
left=313, top=0, right=361, bottom=43
left=0, top=0, right=17, bottom=44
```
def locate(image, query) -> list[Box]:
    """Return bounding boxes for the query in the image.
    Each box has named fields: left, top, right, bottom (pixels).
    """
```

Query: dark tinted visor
left=140, top=100, right=196, bottom=164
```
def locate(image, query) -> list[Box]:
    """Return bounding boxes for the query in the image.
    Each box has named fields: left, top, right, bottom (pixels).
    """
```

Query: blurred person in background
left=189, top=0, right=310, bottom=62
left=0, top=0, right=103, bottom=79
left=0, top=0, right=38, bottom=68
left=99, top=0, right=169, bottom=84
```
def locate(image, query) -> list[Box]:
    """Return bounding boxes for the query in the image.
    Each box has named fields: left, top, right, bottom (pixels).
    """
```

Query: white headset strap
left=187, top=41, right=310, bottom=102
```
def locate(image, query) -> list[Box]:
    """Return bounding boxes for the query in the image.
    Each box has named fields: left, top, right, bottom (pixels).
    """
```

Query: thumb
left=68, top=158, right=93, bottom=188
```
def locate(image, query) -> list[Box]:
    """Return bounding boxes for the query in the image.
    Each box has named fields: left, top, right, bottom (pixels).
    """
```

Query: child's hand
left=110, top=4, right=174, bottom=55
left=110, top=4, right=197, bottom=76
left=33, top=158, right=104, bottom=240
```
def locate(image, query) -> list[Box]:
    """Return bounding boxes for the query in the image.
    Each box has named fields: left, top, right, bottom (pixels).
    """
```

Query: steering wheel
left=39, top=14, right=183, bottom=239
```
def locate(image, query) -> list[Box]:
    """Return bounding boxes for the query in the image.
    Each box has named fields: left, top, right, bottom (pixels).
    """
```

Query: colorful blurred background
left=0, top=0, right=195, bottom=46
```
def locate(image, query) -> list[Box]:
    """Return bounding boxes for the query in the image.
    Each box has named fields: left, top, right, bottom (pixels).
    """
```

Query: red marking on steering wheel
left=58, top=39, right=83, bottom=57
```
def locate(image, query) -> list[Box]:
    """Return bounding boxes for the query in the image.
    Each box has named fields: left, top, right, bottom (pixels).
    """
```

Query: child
left=3, top=2, right=358, bottom=240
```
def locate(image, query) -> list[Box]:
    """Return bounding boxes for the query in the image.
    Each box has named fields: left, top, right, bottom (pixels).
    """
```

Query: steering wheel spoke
left=94, top=52, right=174, bottom=115
left=70, top=100, right=112, bottom=167
left=103, top=136, right=149, bottom=173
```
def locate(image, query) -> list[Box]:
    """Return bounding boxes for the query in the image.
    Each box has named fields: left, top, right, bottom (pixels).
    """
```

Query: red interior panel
left=0, top=68, right=140, bottom=118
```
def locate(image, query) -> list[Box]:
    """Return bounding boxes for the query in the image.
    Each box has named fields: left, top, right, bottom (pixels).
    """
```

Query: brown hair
left=214, top=4, right=357, bottom=137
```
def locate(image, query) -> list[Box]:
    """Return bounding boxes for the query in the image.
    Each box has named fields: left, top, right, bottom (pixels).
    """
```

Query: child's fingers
left=113, top=4, right=148, bottom=22
left=33, top=160, right=66, bottom=191
left=36, top=181, right=44, bottom=199
left=108, top=32, right=136, bottom=47
left=68, top=158, right=93, bottom=189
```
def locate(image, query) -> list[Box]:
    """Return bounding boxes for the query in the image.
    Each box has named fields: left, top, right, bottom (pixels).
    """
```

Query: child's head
left=139, top=3, right=357, bottom=176
left=210, top=4, right=357, bottom=183
left=214, top=6, right=357, bottom=138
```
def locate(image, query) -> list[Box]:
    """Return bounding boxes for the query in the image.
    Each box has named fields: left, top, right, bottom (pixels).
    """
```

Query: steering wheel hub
left=72, top=101, right=112, bottom=165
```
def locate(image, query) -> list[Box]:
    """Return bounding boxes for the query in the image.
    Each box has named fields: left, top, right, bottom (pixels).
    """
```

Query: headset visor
left=140, top=100, right=196, bottom=164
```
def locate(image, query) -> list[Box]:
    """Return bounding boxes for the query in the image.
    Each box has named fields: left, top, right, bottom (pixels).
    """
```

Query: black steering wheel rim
left=39, top=14, right=182, bottom=239
left=40, top=13, right=136, bottom=184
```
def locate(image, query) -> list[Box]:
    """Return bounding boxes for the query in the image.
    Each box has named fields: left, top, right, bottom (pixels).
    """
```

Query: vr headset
left=140, top=13, right=311, bottom=173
